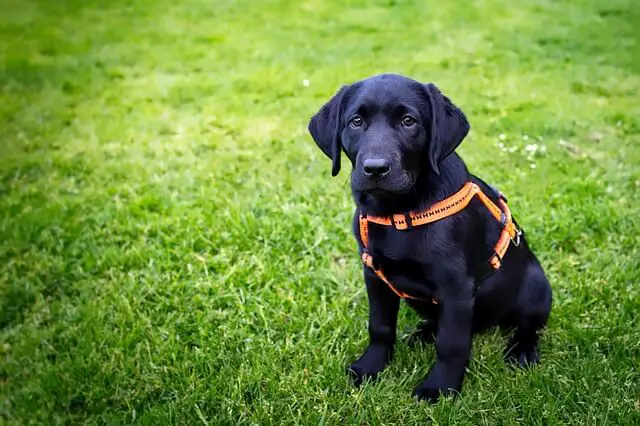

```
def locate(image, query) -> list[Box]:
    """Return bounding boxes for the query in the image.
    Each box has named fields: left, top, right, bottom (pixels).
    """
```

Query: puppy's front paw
left=346, top=362, right=381, bottom=386
left=413, top=377, right=460, bottom=403
left=504, top=343, right=540, bottom=368
left=346, top=345, right=393, bottom=386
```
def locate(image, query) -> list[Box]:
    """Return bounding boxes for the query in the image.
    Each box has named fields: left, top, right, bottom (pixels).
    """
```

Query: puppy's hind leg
left=504, top=262, right=552, bottom=367
left=407, top=320, right=438, bottom=347
left=405, top=300, right=440, bottom=347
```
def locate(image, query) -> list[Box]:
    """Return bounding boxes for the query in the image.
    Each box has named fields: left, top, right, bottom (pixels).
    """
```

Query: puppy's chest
left=367, top=226, right=427, bottom=262
left=364, top=228, right=441, bottom=298
left=366, top=226, right=438, bottom=279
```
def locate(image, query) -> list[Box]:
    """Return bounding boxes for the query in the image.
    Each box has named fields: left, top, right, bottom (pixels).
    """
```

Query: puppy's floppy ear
left=308, top=85, right=348, bottom=176
left=424, top=83, right=470, bottom=175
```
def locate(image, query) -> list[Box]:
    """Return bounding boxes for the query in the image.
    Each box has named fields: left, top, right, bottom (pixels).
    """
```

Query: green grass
left=1, top=0, right=639, bottom=423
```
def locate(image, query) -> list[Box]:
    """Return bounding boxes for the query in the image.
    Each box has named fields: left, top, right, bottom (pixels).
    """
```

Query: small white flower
left=525, top=144, right=539, bottom=153
left=530, top=163, right=537, bottom=169
left=302, top=79, right=310, bottom=87
left=523, top=134, right=529, bottom=140
left=499, top=133, right=506, bottom=140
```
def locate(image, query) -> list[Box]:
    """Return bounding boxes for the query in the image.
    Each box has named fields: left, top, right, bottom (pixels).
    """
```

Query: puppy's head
left=308, top=74, right=469, bottom=195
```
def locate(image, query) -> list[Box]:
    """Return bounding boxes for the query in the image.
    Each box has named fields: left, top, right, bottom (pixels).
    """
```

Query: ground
left=1, top=0, right=639, bottom=424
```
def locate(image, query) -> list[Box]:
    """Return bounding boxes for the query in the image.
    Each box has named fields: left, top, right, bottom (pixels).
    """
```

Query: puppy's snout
left=363, top=158, right=391, bottom=178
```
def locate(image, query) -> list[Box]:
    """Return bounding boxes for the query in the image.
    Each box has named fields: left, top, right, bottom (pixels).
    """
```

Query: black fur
left=308, top=74, right=552, bottom=402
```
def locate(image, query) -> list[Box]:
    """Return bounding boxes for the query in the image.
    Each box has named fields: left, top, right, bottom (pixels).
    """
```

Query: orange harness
left=358, top=181, right=521, bottom=302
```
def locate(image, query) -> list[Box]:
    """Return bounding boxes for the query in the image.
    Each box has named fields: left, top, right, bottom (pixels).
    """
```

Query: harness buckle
left=392, top=213, right=413, bottom=231
left=361, top=249, right=377, bottom=270
left=512, top=228, right=522, bottom=247
left=499, top=212, right=508, bottom=227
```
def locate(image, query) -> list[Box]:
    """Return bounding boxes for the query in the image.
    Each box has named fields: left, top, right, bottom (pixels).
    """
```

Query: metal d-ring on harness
left=358, top=182, right=522, bottom=303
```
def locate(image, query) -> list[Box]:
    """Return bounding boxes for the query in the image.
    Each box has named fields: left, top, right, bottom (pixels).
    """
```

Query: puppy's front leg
left=414, top=279, right=473, bottom=402
left=347, top=269, right=400, bottom=386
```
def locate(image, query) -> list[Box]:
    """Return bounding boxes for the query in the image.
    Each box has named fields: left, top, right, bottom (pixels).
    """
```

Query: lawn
left=1, top=0, right=639, bottom=424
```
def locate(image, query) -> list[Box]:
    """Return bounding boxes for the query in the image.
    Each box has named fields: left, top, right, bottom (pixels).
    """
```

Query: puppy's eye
left=401, top=115, right=416, bottom=127
left=349, top=116, right=363, bottom=128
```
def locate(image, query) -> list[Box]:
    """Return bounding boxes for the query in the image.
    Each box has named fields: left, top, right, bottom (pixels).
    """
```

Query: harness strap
left=475, top=190, right=518, bottom=241
left=359, top=182, right=520, bottom=301
left=358, top=215, right=369, bottom=248
left=487, top=197, right=520, bottom=269
left=361, top=252, right=426, bottom=300
left=365, top=182, right=479, bottom=230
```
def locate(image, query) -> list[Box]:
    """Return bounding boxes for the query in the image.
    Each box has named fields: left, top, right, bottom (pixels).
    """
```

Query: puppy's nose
left=363, top=158, right=391, bottom=178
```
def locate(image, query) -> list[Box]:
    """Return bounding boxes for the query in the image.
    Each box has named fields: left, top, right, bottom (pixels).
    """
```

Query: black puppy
left=308, top=74, right=552, bottom=402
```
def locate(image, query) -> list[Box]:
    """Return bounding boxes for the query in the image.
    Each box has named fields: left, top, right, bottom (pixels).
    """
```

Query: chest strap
left=358, top=182, right=521, bottom=302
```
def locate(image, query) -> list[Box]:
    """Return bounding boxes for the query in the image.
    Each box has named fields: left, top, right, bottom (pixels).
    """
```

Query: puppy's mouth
left=365, top=186, right=410, bottom=196
left=351, top=167, right=416, bottom=197
left=355, top=177, right=415, bottom=196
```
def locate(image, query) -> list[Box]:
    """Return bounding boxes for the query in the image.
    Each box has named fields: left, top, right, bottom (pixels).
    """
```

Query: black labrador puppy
left=308, top=74, right=552, bottom=402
